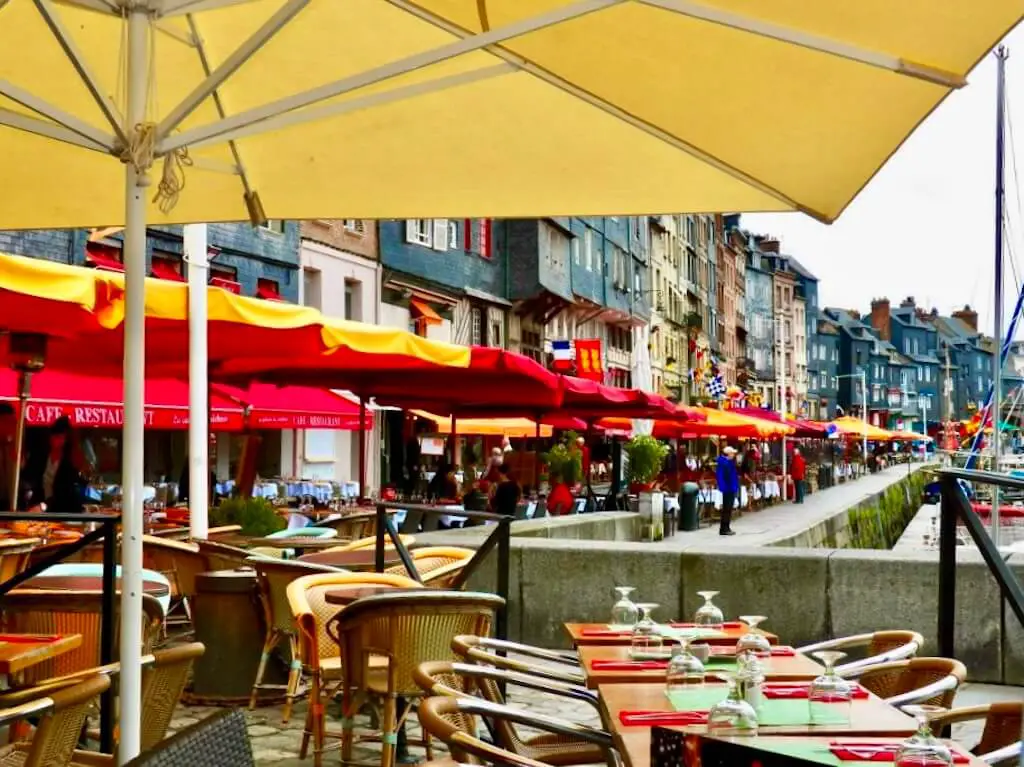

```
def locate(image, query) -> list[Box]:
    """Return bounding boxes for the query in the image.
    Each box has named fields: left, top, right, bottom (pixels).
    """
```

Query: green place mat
left=666, top=690, right=849, bottom=727
left=658, top=626, right=728, bottom=640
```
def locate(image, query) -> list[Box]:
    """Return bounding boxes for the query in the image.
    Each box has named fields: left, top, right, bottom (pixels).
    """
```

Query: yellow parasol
left=830, top=416, right=895, bottom=441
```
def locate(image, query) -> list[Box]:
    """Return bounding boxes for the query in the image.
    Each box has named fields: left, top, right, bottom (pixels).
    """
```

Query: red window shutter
left=480, top=220, right=493, bottom=259
left=464, top=219, right=472, bottom=253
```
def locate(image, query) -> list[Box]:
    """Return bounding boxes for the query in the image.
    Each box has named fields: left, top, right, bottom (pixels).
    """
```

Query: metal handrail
left=936, top=468, right=1024, bottom=662
left=374, top=502, right=512, bottom=641
left=0, top=510, right=121, bottom=751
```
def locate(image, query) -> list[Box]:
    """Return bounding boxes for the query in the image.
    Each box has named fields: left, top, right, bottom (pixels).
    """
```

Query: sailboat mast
left=991, top=45, right=1008, bottom=546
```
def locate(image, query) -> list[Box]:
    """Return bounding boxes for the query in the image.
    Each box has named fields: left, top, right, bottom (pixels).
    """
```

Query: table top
left=600, top=684, right=918, bottom=767
left=647, top=736, right=984, bottom=767
left=0, top=633, right=83, bottom=676
left=324, top=584, right=423, bottom=605
left=297, top=548, right=403, bottom=570
left=579, top=645, right=824, bottom=688
left=19, top=575, right=170, bottom=598
left=565, top=622, right=779, bottom=647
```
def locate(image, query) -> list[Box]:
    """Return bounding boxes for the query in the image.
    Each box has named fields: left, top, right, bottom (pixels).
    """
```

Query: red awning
left=558, top=377, right=682, bottom=419
left=85, top=245, right=124, bottom=273
left=215, top=383, right=373, bottom=430
left=151, top=260, right=185, bottom=282
left=255, top=285, right=283, bottom=302
left=410, top=299, right=443, bottom=326
left=0, top=370, right=245, bottom=430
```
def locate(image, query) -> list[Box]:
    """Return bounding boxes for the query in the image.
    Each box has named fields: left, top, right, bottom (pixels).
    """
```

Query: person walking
left=791, top=448, right=807, bottom=504
left=716, top=446, right=739, bottom=536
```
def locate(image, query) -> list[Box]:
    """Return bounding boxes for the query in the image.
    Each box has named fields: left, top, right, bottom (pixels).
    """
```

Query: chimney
left=900, top=296, right=915, bottom=309
left=758, top=237, right=780, bottom=254
left=870, top=298, right=891, bottom=341
left=952, top=304, right=978, bottom=331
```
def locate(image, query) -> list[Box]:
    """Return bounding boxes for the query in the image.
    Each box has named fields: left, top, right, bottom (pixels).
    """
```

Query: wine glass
left=808, top=650, right=854, bottom=725
left=611, top=586, right=639, bottom=628
left=707, top=673, right=758, bottom=736
left=895, top=706, right=953, bottom=766
left=736, top=616, right=771, bottom=658
left=665, top=638, right=705, bottom=694
left=694, top=591, right=724, bottom=627
left=631, top=603, right=663, bottom=656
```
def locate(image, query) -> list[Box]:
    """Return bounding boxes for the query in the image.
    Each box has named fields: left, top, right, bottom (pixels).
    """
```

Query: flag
left=707, top=375, right=725, bottom=399
left=574, top=339, right=603, bottom=381
left=551, top=339, right=574, bottom=372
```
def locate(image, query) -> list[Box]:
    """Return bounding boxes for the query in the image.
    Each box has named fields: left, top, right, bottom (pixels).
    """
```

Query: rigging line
left=1004, top=92, right=1024, bottom=281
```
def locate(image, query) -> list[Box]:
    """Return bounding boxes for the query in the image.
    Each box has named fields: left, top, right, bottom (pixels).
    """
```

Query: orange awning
left=410, top=299, right=443, bottom=327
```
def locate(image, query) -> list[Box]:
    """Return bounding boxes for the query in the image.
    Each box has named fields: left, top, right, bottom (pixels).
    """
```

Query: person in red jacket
left=791, top=448, right=807, bottom=504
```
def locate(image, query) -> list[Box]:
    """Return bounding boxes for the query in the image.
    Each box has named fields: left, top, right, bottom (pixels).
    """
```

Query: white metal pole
left=118, top=8, right=148, bottom=764
left=778, top=317, right=787, bottom=491
left=186, top=225, right=209, bottom=540
left=861, top=370, right=868, bottom=471
left=991, top=47, right=1008, bottom=547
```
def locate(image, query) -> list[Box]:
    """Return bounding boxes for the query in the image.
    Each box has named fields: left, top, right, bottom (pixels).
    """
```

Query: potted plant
left=625, top=435, right=668, bottom=493
left=209, top=496, right=286, bottom=537
left=542, top=442, right=582, bottom=488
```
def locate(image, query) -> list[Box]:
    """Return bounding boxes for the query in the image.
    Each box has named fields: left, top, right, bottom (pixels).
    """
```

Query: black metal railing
left=936, top=468, right=1024, bottom=659
left=0, top=510, right=120, bottom=752
left=373, top=503, right=512, bottom=640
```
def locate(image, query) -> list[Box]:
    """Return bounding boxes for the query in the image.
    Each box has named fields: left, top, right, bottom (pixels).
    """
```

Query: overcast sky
left=744, top=26, right=1024, bottom=338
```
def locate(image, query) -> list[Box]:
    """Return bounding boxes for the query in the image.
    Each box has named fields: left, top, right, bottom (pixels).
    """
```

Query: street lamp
left=837, top=370, right=869, bottom=469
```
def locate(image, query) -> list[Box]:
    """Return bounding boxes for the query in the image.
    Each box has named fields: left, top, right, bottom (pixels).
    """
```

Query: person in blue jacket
left=716, top=445, right=739, bottom=536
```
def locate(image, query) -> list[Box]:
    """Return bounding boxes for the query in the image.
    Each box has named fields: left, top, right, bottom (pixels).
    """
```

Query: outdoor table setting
left=18, top=574, right=170, bottom=600
left=565, top=621, right=779, bottom=647
left=0, top=632, right=83, bottom=677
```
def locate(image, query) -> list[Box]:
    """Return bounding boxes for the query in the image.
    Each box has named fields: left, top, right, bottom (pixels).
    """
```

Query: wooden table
left=565, top=622, right=778, bottom=647
left=600, top=683, right=918, bottom=767
left=0, top=633, right=83, bottom=676
left=704, top=736, right=985, bottom=767
left=324, top=584, right=423, bottom=606
left=19, top=575, right=170, bottom=599
left=579, top=645, right=824, bottom=688
left=298, top=549, right=403, bottom=570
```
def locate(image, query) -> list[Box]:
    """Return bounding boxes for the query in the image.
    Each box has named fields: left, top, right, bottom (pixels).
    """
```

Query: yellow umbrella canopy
left=830, top=416, right=894, bottom=441
left=412, top=410, right=553, bottom=438
left=0, top=0, right=1019, bottom=227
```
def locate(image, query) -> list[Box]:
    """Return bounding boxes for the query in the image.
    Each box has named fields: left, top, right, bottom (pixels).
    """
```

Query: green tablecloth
left=667, top=689, right=849, bottom=727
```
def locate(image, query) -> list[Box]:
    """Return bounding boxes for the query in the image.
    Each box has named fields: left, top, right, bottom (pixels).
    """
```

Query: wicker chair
left=142, top=536, right=210, bottom=625
left=451, top=636, right=584, bottom=685
left=800, top=630, right=924, bottom=675
left=928, top=702, right=1022, bottom=763
left=286, top=571, right=423, bottom=767
left=418, top=696, right=617, bottom=767
left=0, top=675, right=110, bottom=767
left=0, top=539, right=36, bottom=585
left=195, top=540, right=250, bottom=573
left=850, top=657, right=967, bottom=709
left=246, top=557, right=342, bottom=722
left=324, top=535, right=416, bottom=554
left=121, top=709, right=255, bottom=767
left=415, top=660, right=604, bottom=766
left=385, top=547, right=475, bottom=587
left=331, top=591, right=504, bottom=767
left=0, top=591, right=163, bottom=684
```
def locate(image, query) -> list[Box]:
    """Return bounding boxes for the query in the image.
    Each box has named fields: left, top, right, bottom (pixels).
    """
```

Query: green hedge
left=845, top=470, right=929, bottom=549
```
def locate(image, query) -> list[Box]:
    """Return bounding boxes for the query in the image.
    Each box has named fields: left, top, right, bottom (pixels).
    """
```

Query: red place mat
left=0, top=634, right=60, bottom=643
left=619, top=710, right=708, bottom=727
left=591, top=659, right=667, bottom=671
left=828, top=743, right=968, bottom=763
left=762, top=683, right=868, bottom=700
left=669, top=622, right=744, bottom=629
left=709, top=645, right=795, bottom=658
left=580, top=629, right=631, bottom=637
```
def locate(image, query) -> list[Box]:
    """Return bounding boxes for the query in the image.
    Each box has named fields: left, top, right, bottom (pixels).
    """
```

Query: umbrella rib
left=0, top=107, right=110, bottom=153
left=155, top=0, right=621, bottom=152
left=385, top=0, right=819, bottom=221
left=0, top=79, right=116, bottom=150
left=640, top=0, right=965, bottom=89
left=32, top=0, right=127, bottom=145
left=157, top=0, right=311, bottom=139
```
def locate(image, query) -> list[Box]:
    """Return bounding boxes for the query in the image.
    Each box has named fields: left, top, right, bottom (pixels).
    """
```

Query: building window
left=261, top=219, right=285, bottom=234
left=584, top=228, right=593, bottom=272
left=342, top=220, right=364, bottom=235
left=572, top=237, right=580, bottom=266
left=522, top=329, right=542, bottom=362
left=344, top=280, right=361, bottom=321
left=302, top=268, right=322, bottom=310
left=470, top=307, right=483, bottom=346
left=406, top=219, right=432, bottom=247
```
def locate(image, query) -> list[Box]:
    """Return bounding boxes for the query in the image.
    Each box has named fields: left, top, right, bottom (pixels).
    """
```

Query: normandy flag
left=574, top=339, right=603, bottom=382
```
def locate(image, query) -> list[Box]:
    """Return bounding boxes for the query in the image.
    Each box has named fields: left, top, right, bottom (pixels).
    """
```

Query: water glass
left=611, top=586, right=639, bottom=628
left=665, top=640, right=705, bottom=693
left=631, top=603, right=663, bottom=655
left=694, top=590, right=724, bottom=627
left=736, top=615, right=771, bottom=657
left=895, top=706, right=953, bottom=766
left=808, top=650, right=853, bottom=725
left=707, top=674, right=758, bottom=736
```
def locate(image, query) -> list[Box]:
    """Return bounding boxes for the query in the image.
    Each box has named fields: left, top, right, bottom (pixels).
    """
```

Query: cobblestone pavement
left=169, top=656, right=1023, bottom=766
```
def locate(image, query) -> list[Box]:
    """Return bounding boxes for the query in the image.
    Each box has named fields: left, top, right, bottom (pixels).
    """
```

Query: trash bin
left=679, top=482, right=700, bottom=532
left=189, top=570, right=287, bottom=705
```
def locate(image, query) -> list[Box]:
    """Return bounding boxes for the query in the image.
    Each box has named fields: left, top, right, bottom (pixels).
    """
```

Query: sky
left=744, top=26, right=1024, bottom=338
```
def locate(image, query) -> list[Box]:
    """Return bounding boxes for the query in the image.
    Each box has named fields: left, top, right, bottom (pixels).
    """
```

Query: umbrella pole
left=118, top=9, right=148, bottom=763
left=9, top=370, right=30, bottom=511
left=186, top=224, right=209, bottom=540
left=359, top=397, right=367, bottom=499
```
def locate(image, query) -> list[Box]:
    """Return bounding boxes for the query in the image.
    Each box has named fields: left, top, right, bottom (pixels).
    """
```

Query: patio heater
left=6, top=333, right=46, bottom=512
